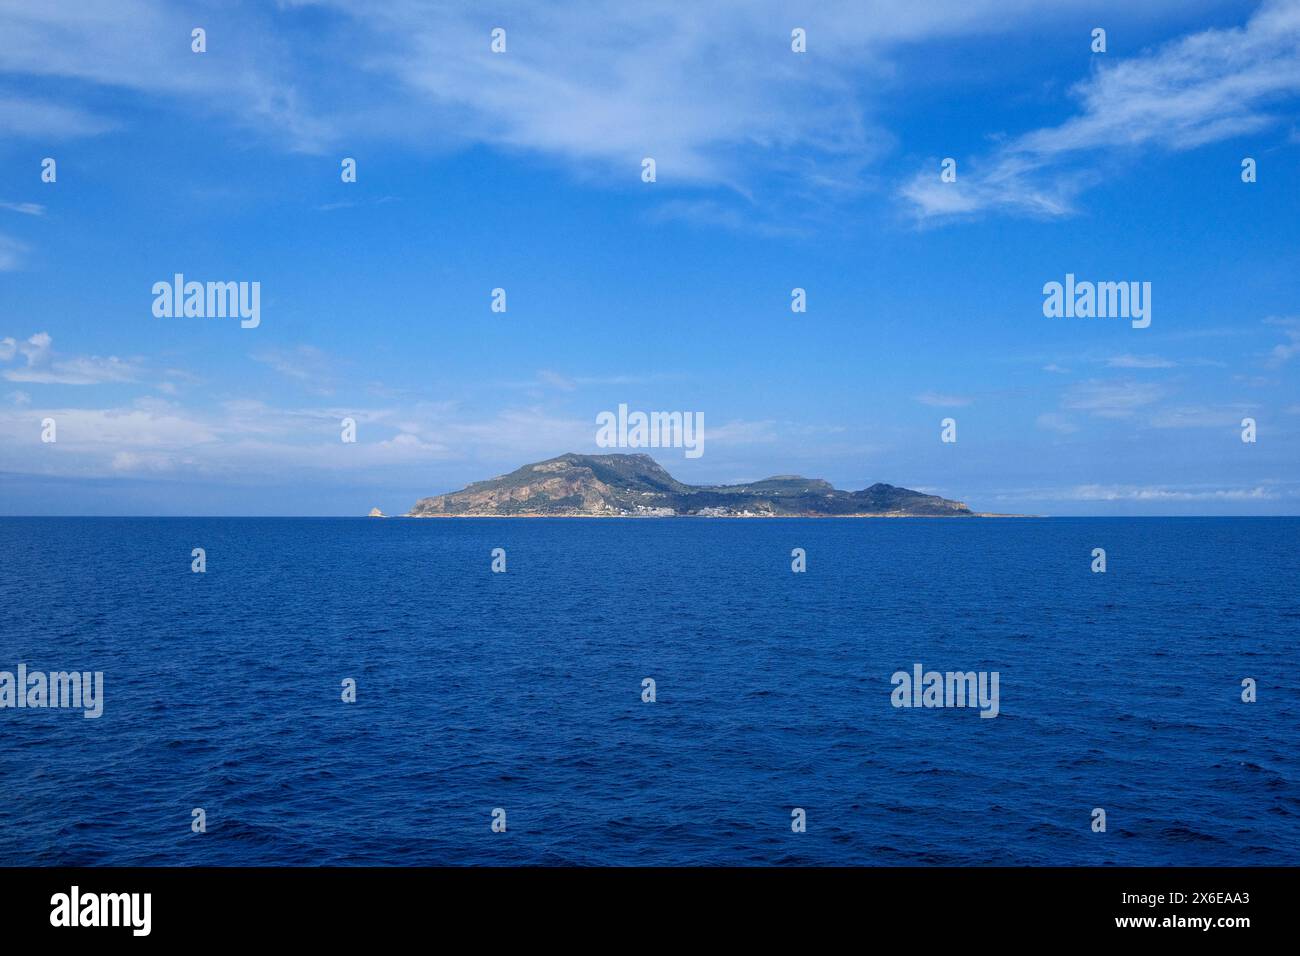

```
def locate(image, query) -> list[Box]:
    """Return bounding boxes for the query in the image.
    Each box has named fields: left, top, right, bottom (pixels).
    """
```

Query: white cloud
left=1036, top=412, right=1078, bottom=435
left=0, top=234, right=25, bottom=270
left=502, top=370, right=676, bottom=392
left=1062, top=380, right=1165, bottom=418
left=1149, top=405, right=1255, bottom=428
left=0, top=0, right=1191, bottom=199
left=251, top=345, right=336, bottom=393
left=1067, top=484, right=1276, bottom=502
left=0, top=200, right=44, bottom=216
left=110, top=450, right=188, bottom=473
left=1107, top=354, right=1177, bottom=369
left=0, top=2, right=334, bottom=149
left=646, top=199, right=806, bottom=237
left=1264, top=316, right=1300, bottom=365
left=707, top=419, right=780, bottom=445
left=0, top=394, right=560, bottom=478
left=0, top=387, right=832, bottom=485
left=1, top=331, right=143, bottom=385
left=16, top=331, right=49, bottom=361
left=903, top=0, right=1300, bottom=220
left=915, top=391, right=974, bottom=407
left=535, top=369, right=576, bottom=392
left=0, top=94, right=115, bottom=138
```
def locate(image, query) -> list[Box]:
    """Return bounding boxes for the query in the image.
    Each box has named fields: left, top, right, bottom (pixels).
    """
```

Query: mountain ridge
left=406, top=453, right=985, bottom=517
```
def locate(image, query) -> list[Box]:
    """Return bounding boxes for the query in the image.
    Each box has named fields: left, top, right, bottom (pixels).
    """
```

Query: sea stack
left=367, top=507, right=384, bottom=517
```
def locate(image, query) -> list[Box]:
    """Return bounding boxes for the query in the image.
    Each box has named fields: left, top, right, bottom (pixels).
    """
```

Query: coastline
left=391, top=511, right=1036, bottom=518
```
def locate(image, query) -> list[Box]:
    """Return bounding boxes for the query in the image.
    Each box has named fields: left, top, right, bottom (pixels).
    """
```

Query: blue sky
left=1, top=0, right=1297, bottom=515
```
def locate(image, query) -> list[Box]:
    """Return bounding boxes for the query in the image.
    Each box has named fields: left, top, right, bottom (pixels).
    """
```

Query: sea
left=0, top=516, right=1296, bottom=866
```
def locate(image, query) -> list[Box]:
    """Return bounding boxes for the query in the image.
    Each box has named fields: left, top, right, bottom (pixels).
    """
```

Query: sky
left=0, top=0, right=1298, bottom=516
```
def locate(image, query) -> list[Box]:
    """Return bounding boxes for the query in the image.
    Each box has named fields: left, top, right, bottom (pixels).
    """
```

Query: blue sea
left=0, top=516, right=1296, bottom=866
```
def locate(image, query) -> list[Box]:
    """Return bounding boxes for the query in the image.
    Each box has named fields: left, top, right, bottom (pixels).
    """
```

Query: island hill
left=405, top=453, right=981, bottom=518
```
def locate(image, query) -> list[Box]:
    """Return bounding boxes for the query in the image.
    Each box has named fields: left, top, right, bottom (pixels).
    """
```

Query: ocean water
left=0, top=516, right=1296, bottom=866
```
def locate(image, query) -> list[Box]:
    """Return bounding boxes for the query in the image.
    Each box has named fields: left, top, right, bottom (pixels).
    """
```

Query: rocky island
left=407, top=453, right=983, bottom=517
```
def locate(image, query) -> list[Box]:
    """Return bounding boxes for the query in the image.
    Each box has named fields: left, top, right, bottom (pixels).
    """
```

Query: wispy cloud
left=1036, top=412, right=1078, bottom=435
left=1066, top=484, right=1277, bottom=502
left=1264, top=316, right=1300, bottom=365
left=0, top=2, right=334, bottom=149
left=535, top=369, right=577, bottom=392
left=915, top=391, right=974, bottom=407
left=251, top=345, right=337, bottom=394
left=0, top=234, right=25, bottom=271
left=1106, top=353, right=1177, bottom=369
left=0, top=0, right=1175, bottom=200
left=1149, top=404, right=1256, bottom=428
left=1062, top=379, right=1165, bottom=418
left=902, top=0, right=1300, bottom=221
left=0, top=200, right=44, bottom=216
left=504, top=369, right=676, bottom=393
left=645, top=199, right=807, bottom=238
left=0, top=94, right=115, bottom=138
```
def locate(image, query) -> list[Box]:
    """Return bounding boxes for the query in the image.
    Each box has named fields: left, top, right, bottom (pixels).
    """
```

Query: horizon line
left=4, top=514, right=1300, bottom=520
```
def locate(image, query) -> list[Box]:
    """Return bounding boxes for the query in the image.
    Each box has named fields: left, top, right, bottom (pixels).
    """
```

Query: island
left=406, top=453, right=997, bottom=517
